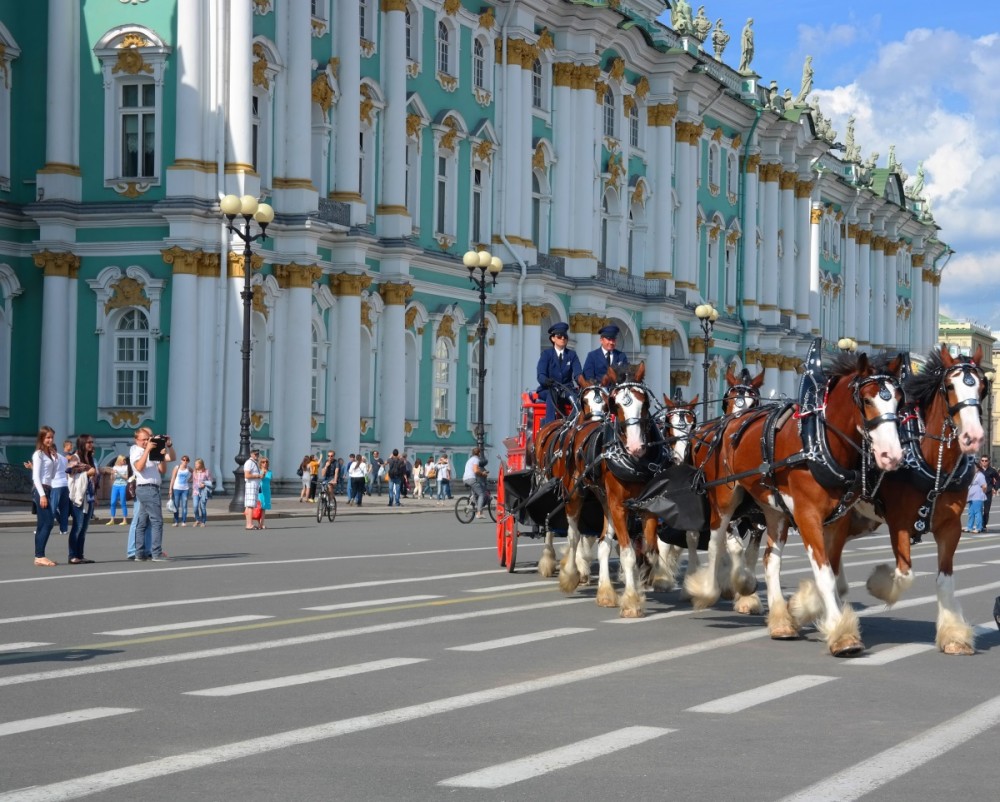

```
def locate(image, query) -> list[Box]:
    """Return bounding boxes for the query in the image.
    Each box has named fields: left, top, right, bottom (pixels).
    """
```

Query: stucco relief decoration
left=439, top=118, right=459, bottom=152
left=437, top=70, right=458, bottom=92
left=252, top=284, right=268, bottom=320
left=436, top=233, right=456, bottom=250
left=474, top=140, right=494, bottom=165
left=109, top=410, right=144, bottom=428
left=312, top=72, right=334, bottom=112
left=594, top=80, right=608, bottom=102
left=406, top=113, right=424, bottom=139
left=113, top=46, right=153, bottom=76
left=605, top=152, right=624, bottom=190
left=252, top=43, right=270, bottom=89
left=443, top=0, right=461, bottom=15
left=113, top=181, right=151, bottom=198
left=360, top=300, right=372, bottom=330
left=623, top=95, right=636, bottom=114
left=360, top=85, right=376, bottom=125
left=609, top=58, right=625, bottom=83
left=631, top=181, right=645, bottom=206
left=361, top=38, right=376, bottom=58
left=537, top=28, right=555, bottom=51
left=532, top=143, right=546, bottom=171
left=105, top=277, right=151, bottom=315
left=312, top=19, right=328, bottom=37
left=478, top=8, right=496, bottom=30
left=405, top=306, right=419, bottom=329
left=437, top=315, right=457, bottom=344
left=252, top=0, right=273, bottom=14
left=0, top=45, right=8, bottom=90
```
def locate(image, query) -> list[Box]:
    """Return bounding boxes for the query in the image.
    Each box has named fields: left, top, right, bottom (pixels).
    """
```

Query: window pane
left=136, top=371, right=149, bottom=407
left=142, top=84, right=155, bottom=106
left=122, top=84, right=138, bottom=107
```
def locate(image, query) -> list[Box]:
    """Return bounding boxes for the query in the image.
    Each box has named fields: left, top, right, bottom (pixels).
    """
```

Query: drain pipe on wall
left=735, top=103, right=762, bottom=359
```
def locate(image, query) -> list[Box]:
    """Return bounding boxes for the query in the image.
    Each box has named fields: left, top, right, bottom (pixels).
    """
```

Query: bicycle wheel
left=487, top=495, right=497, bottom=523
left=454, top=496, right=475, bottom=524
left=327, top=494, right=337, bottom=522
left=316, top=496, right=324, bottom=523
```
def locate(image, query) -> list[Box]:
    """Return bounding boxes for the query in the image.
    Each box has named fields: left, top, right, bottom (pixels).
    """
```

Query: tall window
left=600, top=194, right=610, bottom=268
left=472, top=168, right=483, bottom=243
left=436, top=155, right=447, bottom=233
left=603, top=89, right=615, bottom=138
left=532, top=173, right=541, bottom=246
left=251, top=94, right=260, bottom=173
left=359, top=0, right=373, bottom=40
left=433, top=339, right=452, bottom=420
left=404, top=9, right=412, bottom=60
left=120, top=82, right=156, bottom=178
left=473, top=39, right=485, bottom=88
left=114, top=310, right=150, bottom=407
left=629, top=102, right=639, bottom=148
left=437, top=22, right=450, bottom=74
left=468, top=336, right=481, bottom=432
left=532, top=59, right=543, bottom=108
left=311, top=324, right=320, bottom=413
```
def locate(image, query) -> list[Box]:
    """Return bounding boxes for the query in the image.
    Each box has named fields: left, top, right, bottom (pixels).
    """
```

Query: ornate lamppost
left=695, top=303, right=718, bottom=416
left=220, top=193, right=274, bottom=511
left=985, top=368, right=996, bottom=463
left=462, top=249, right=503, bottom=461
left=837, top=336, right=858, bottom=354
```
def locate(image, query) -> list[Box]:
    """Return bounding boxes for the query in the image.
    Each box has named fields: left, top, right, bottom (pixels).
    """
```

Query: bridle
left=610, top=381, right=649, bottom=429
left=723, top=383, right=761, bottom=415
left=851, top=372, right=903, bottom=432
left=942, top=361, right=985, bottom=418
left=579, top=385, right=610, bottom=422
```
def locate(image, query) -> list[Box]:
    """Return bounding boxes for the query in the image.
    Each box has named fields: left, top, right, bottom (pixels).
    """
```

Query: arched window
left=404, top=9, right=413, bottom=61
left=532, top=59, right=543, bottom=108
left=600, top=194, right=610, bottom=268
left=114, top=309, right=151, bottom=408
left=603, top=89, right=615, bottom=138
left=433, top=338, right=453, bottom=420
left=473, top=39, right=485, bottom=89
left=708, top=143, right=721, bottom=191
left=437, top=22, right=450, bottom=75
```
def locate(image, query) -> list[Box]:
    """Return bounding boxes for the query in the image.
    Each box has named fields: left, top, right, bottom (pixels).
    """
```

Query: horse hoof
left=830, top=638, right=865, bottom=657
left=942, top=642, right=975, bottom=656
left=619, top=607, right=645, bottom=619
left=769, top=626, right=799, bottom=640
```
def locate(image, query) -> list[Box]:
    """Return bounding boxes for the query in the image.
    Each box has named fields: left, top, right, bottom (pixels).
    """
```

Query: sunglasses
left=553, top=334, right=568, bottom=340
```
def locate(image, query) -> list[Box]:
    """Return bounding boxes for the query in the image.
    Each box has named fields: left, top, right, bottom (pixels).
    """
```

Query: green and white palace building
left=0, top=0, right=948, bottom=485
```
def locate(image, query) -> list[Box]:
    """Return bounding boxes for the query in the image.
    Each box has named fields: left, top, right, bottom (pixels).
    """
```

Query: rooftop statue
left=793, top=55, right=813, bottom=107
left=738, top=18, right=754, bottom=73
left=844, top=116, right=861, bottom=163
left=692, top=6, right=713, bottom=42
left=671, top=0, right=694, bottom=36
left=908, top=161, right=926, bottom=198
left=711, top=18, right=730, bottom=61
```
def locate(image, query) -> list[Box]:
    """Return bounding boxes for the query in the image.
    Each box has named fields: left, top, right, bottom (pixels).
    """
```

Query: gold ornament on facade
left=537, top=28, right=555, bottom=52
left=109, top=409, right=144, bottom=429
left=670, top=370, right=691, bottom=387
left=33, top=250, right=81, bottom=279
left=227, top=252, right=264, bottom=278
left=532, top=143, right=546, bottom=171
left=379, top=282, right=414, bottom=306
left=490, top=302, right=517, bottom=325
left=744, top=153, right=760, bottom=174
left=439, top=118, right=459, bottom=151
left=250, top=412, right=265, bottom=431
left=443, top=0, right=461, bottom=16
left=360, top=85, right=375, bottom=125
left=871, top=235, right=886, bottom=251
left=521, top=304, right=546, bottom=325
left=251, top=285, right=268, bottom=320
left=622, top=95, right=636, bottom=114
left=361, top=301, right=372, bottom=330
left=478, top=7, right=496, bottom=29
left=518, top=41, right=540, bottom=70
left=197, top=251, right=220, bottom=278
left=252, top=43, right=269, bottom=89
left=406, top=113, right=423, bottom=138
left=0, top=44, right=7, bottom=90
left=161, top=246, right=201, bottom=275
left=382, top=0, right=407, bottom=11
left=105, top=277, right=151, bottom=315
left=810, top=207, right=823, bottom=224
left=437, top=315, right=457, bottom=344
left=605, top=152, right=624, bottom=190
left=405, top=306, right=419, bottom=330
left=359, top=418, right=370, bottom=434
left=911, top=254, right=925, bottom=268
left=632, top=181, right=645, bottom=206
left=112, top=47, right=153, bottom=76
left=435, top=422, right=455, bottom=437
left=779, top=171, right=797, bottom=190
left=474, top=139, right=494, bottom=164
left=634, top=75, right=649, bottom=99
left=120, top=32, right=152, bottom=48
left=275, top=263, right=323, bottom=289
left=311, top=73, right=334, bottom=112
left=885, top=241, right=901, bottom=256
left=311, top=18, right=328, bottom=37
left=113, top=181, right=151, bottom=198
left=712, top=126, right=724, bottom=142
left=436, top=233, right=456, bottom=250
left=725, top=229, right=741, bottom=246
left=795, top=180, right=814, bottom=198
left=360, top=39, right=376, bottom=58
left=331, top=273, right=372, bottom=296
left=594, top=80, right=608, bottom=102
left=609, top=58, right=625, bottom=83
left=731, top=133, right=742, bottom=150
left=252, top=0, right=272, bottom=14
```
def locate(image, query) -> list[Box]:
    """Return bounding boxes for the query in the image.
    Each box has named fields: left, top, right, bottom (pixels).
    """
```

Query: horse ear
left=607, top=365, right=618, bottom=383
left=689, top=394, right=699, bottom=408
left=972, top=344, right=984, bottom=365
left=940, top=343, right=954, bottom=366
left=751, top=370, right=766, bottom=389
left=662, top=393, right=674, bottom=409
left=577, top=375, right=589, bottom=389
left=856, top=352, right=870, bottom=373
left=725, top=364, right=737, bottom=385
left=634, top=361, right=645, bottom=382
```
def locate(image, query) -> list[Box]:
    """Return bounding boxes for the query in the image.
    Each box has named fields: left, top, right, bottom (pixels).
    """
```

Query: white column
left=378, top=284, right=409, bottom=455
left=842, top=225, right=857, bottom=339
left=221, top=259, right=246, bottom=484
left=501, top=44, right=523, bottom=246
left=377, top=0, right=409, bottom=236
left=492, top=306, right=516, bottom=448
left=673, top=121, right=698, bottom=290
left=332, top=0, right=363, bottom=209
left=871, top=238, right=886, bottom=347
left=807, top=205, right=821, bottom=335
left=759, top=164, right=779, bottom=324
left=778, top=171, right=796, bottom=320
left=274, top=267, right=314, bottom=478
left=34, top=254, right=73, bottom=437
left=650, top=105, right=675, bottom=283
left=195, top=256, right=218, bottom=463
left=741, top=157, right=759, bottom=322
left=226, top=0, right=254, bottom=179
left=521, top=307, right=543, bottom=395
left=884, top=242, right=898, bottom=348
left=572, top=69, right=598, bottom=263
left=550, top=65, right=573, bottom=254
left=163, top=250, right=201, bottom=454
left=171, top=0, right=206, bottom=182
left=273, top=0, right=316, bottom=214
left=643, top=332, right=665, bottom=399
left=911, top=258, right=924, bottom=353
left=39, top=0, right=80, bottom=201
left=332, top=274, right=367, bottom=453
left=856, top=232, right=872, bottom=347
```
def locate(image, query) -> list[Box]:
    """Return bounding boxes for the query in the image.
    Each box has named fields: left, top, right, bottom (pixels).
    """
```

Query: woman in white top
left=31, top=426, right=59, bottom=566
left=347, top=455, right=368, bottom=507
left=108, top=455, right=129, bottom=525
left=49, top=440, right=73, bottom=536
left=170, top=456, right=193, bottom=526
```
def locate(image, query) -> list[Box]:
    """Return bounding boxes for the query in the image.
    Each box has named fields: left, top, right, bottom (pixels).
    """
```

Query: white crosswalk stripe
left=95, top=615, right=272, bottom=636
left=448, top=627, right=590, bottom=651
left=0, top=708, right=136, bottom=738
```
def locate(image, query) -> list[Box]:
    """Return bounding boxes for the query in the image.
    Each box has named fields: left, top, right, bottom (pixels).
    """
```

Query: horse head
left=723, top=364, right=764, bottom=415
left=576, top=375, right=610, bottom=422
left=607, top=362, right=652, bottom=458
left=836, top=351, right=905, bottom=471
left=935, top=345, right=987, bottom=454
left=660, top=393, right=699, bottom=464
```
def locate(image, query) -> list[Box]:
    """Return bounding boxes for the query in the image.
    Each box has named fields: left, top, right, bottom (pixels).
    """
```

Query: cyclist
left=462, top=447, right=489, bottom=519
left=321, top=450, right=338, bottom=505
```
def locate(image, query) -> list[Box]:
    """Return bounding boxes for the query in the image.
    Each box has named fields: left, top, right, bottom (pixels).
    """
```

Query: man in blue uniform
left=582, top=323, right=629, bottom=382
left=536, top=321, right=583, bottom=425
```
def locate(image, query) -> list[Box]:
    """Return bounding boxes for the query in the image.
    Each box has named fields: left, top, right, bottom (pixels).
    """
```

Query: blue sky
left=658, top=2, right=1000, bottom=332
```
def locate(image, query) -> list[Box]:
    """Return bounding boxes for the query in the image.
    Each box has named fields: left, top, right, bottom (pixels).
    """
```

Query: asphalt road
left=1, top=510, right=999, bottom=801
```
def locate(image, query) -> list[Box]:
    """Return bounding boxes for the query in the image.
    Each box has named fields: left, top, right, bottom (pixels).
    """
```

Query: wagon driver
left=536, top=321, right=583, bottom=425
left=582, top=323, right=629, bottom=383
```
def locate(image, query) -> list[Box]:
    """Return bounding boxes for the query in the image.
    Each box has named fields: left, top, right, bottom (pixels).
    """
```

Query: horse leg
left=578, top=535, right=597, bottom=585
left=761, top=513, right=797, bottom=638
left=643, top=516, right=674, bottom=591
left=616, top=514, right=651, bottom=618
left=557, top=509, right=583, bottom=594
left=684, top=516, right=731, bottom=610
left=595, top=527, right=619, bottom=608
left=732, top=526, right=763, bottom=616
left=866, top=518, right=915, bottom=606
left=538, top=521, right=557, bottom=578
left=934, top=514, right=974, bottom=655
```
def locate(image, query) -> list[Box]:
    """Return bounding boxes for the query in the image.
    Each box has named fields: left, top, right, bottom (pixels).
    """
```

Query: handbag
left=252, top=499, right=264, bottom=521
left=296, top=467, right=303, bottom=477
left=166, top=497, right=177, bottom=513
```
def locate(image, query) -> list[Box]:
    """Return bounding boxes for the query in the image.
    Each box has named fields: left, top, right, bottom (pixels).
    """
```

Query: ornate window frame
left=94, top=26, right=171, bottom=196
left=0, top=264, right=22, bottom=415
left=0, top=23, right=20, bottom=193
left=251, top=38, right=282, bottom=194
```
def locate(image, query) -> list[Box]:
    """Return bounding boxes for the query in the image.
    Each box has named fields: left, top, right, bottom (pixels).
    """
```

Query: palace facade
left=0, top=0, right=948, bottom=484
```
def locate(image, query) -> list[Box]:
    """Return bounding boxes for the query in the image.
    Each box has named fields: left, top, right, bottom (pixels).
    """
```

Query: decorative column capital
left=521, top=304, right=547, bottom=325
left=227, top=252, right=265, bottom=278
left=810, top=207, right=823, bottom=225
left=743, top=153, right=761, bottom=174
left=197, top=252, right=220, bottom=277
left=779, top=170, right=797, bottom=191
left=796, top=181, right=815, bottom=198
left=330, top=272, right=373, bottom=296
left=161, top=246, right=202, bottom=275
left=647, top=103, right=678, bottom=127
left=274, top=262, right=323, bottom=289
left=911, top=254, right=925, bottom=268
left=490, top=301, right=518, bottom=325
left=33, top=250, right=81, bottom=278
left=670, top=370, right=691, bottom=387
left=378, top=282, right=414, bottom=305
left=857, top=229, right=872, bottom=246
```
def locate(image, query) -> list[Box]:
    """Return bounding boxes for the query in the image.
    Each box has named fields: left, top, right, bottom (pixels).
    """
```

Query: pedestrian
left=258, top=456, right=272, bottom=529
left=371, top=450, right=385, bottom=496
left=412, top=458, right=425, bottom=499
left=386, top=448, right=406, bottom=507
left=966, top=463, right=988, bottom=534
left=191, top=458, right=212, bottom=527
left=348, top=453, right=367, bottom=507
left=107, top=455, right=129, bottom=525
left=336, top=457, right=346, bottom=494
left=298, top=454, right=312, bottom=502
left=401, top=453, right=413, bottom=498
left=307, top=452, right=320, bottom=502
left=30, top=426, right=59, bottom=567
left=535, top=321, right=583, bottom=425
left=979, top=455, right=999, bottom=528
left=169, top=455, right=193, bottom=526
left=244, top=447, right=263, bottom=530
left=130, top=427, right=175, bottom=561
left=49, top=440, right=72, bottom=536
left=66, top=434, right=98, bottom=564
left=436, top=453, right=453, bottom=501
left=321, top=450, right=338, bottom=504
left=582, top=324, right=629, bottom=382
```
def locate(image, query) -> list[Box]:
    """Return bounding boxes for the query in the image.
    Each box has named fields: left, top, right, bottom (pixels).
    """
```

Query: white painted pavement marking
left=448, top=628, right=590, bottom=652
left=605, top=608, right=697, bottom=624
left=0, top=598, right=588, bottom=688
left=303, top=594, right=441, bottom=611
left=0, top=642, right=51, bottom=653
left=0, top=570, right=499, bottom=624
left=776, top=692, right=1000, bottom=802
left=467, top=581, right=546, bottom=592
left=0, top=708, right=136, bottom=738
left=438, top=726, right=674, bottom=789
left=0, top=627, right=768, bottom=802
left=186, top=658, right=425, bottom=697
left=95, top=615, right=273, bottom=636
left=685, top=675, right=838, bottom=714
left=846, top=643, right=936, bottom=665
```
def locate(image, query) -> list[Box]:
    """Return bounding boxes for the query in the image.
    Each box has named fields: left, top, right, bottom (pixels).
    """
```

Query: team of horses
left=522, top=342, right=988, bottom=657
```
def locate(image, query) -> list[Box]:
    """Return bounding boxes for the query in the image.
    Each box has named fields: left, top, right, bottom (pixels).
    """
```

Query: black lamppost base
left=229, top=467, right=246, bottom=512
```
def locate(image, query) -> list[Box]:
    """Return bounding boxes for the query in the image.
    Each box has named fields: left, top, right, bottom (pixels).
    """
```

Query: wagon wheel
left=504, top=509, right=517, bottom=572
left=496, top=464, right=508, bottom=566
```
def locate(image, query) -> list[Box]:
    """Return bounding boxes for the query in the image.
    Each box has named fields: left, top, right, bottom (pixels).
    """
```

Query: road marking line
left=0, top=599, right=587, bottom=688
left=0, top=708, right=136, bottom=738
left=686, top=675, right=838, bottom=714
left=438, top=726, right=674, bottom=789
left=448, top=628, right=590, bottom=651
left=0, top=629, right=767, bottom=801
left=605, top=608, right=697, bottom=624
left=95, top=615, right=273, bottom=636
left=467, top=581, right=547, bottom=592
left=0, top=570, right=499, bottom=624
left=846, top=643, right=936, bottom=665
left=303, top=595, right=440, bottom=611
left=186, top=658, right=425, bottom=697
left=776, top=693, right=1000, bottom=802
left=0, top=642, right=51, bottom=653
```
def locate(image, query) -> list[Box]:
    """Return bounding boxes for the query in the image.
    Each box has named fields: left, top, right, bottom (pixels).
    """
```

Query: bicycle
left=455, top=490, right=496, bottom=524
left=316, top=482, right=337, bottom=523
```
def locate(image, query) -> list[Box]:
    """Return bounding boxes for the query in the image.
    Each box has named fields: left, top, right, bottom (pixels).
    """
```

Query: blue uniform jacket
left=582, top=348, right=629, bottom=382
left=535, top=347, right=583, bottom=424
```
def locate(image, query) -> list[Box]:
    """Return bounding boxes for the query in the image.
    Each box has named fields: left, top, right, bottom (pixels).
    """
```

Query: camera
left=148, top=435, right=169, bottom=461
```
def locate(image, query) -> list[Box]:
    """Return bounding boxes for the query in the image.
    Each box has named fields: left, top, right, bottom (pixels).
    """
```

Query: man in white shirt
left=462, top=447, right=488, bottom=518
left=129, top=427, right=175, bottom=561
left=243, top=447, right=262, bottom=530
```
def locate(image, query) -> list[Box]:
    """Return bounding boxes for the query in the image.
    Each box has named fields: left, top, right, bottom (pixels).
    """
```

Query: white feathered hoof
left=619, top=588, right=646, bottom=618
left=937, top=610, right=975, bottom=655
left=684, top=569, right=721, bottom=610
left=788, top=579, right=824, bottom=627
left=538, top=547, right=557, bottom=578
left=558, top=566, right=581, bottom=594
left=823, top=605, right=865, bottom=657
left=767, top=598, right=799, bottom=639
left=866, top=563, right=912, bottom=606
left=733, top=592, right=763, bottom=615
left=596, top=580, right=619, bottom=608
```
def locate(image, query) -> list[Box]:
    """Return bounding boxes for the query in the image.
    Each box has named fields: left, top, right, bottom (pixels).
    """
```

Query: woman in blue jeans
left=31, top=426, right=59, bottom=566
left=170, top=455, right=193, bottom=526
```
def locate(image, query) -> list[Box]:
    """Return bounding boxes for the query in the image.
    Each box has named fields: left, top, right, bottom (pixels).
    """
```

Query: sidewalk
left=0, top=491, right=453, bottom=529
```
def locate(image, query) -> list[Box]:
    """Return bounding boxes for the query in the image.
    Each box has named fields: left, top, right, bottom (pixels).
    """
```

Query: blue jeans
left=68, top=500, right=93, bottom=560
left=388, top=478, right=401, bottom=505
left=110, top=485, right=128, bottom=519
left=134, top=485, right=164, bottom=557
left=50, top=485, right=69, bottom=534
left=193, top=488, right=208, bottom=524
left=967, top=499, right=984, bottom=532
left=172, top=488, right=189, bottom=524
left=32, top=487, right=55, bottom=558
left=127, top=498, right=151, bottom=558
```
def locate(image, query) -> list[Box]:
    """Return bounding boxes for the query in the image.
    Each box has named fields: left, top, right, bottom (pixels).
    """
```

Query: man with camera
left=462, top=447, right=489, bottom=519
left=129, top=427, right=175, bottom=561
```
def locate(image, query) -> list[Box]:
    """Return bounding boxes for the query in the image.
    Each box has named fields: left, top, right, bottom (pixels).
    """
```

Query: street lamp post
left=462, top=249, right=503, bottom=462
left=694, top=303, right=718, bottom=416
left=837, top=336, right=858, bottom=354
left=220, top=193, right=274, bottom=511
left=985, top=369, right=996, bottom=462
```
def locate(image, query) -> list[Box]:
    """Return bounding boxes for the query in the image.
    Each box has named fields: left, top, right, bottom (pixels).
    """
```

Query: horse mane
left=904, top=349, right=946, bottom=407
left=826, top=351, right=869, bottom=380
